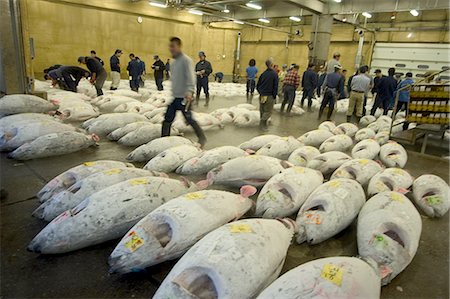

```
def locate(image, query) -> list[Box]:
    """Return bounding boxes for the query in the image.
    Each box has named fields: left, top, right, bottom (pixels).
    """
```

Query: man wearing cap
left=326, top=52, right=341, bottom=74
left=395, top=72, right=414, bottom=130
left=256, top=58, right=278, bottom=131
left=78, top=56, right=107, bottom=96
left=110, top=49, right=122, bottom=90
left=127, top=53, right=141, bottom=92
left=370, top=67, right=398, bottom=116
left=319, top=64, right=345, bottom=120
left=280, top=64, right=300, bottom=114
left=195, top=51, right=213, bottom=106
left=90, top=50, right=104, bottom=66
left=300, top=63, right=318, bottom=112
left=152, top=55, right=165, bottom=91
left=347, top=66, right=371, bottom=123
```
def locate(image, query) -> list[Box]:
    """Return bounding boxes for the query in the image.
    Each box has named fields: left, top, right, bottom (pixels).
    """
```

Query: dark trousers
left=129, top=76, right=140, bottom=92
left=246, top=79, right=256, bottom=94
left=155, top=75, right=164, bottom=91
left=319, top=89, right=336, bottom=120
left=281, top=85, right=296, bottom=113
left=61, top=72, right=77, bottom=92
left=396, top=101, right=409, bottom=130
left=370, top=95, right=389, bottom=116
left=196, top=76, right=209, bottom=97
left=300, top=88, right=314, bottom=108
left=94, top=70, right=107, bottom=96
left=162, top=98, right=206, bottom=142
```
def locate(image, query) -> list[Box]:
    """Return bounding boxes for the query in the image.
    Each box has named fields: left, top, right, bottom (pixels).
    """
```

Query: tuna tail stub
left=31, top=204, right=46, bottom=219
left=295, top=223, right=307, bottom=244
left=240, top=185, right=257, bottom=198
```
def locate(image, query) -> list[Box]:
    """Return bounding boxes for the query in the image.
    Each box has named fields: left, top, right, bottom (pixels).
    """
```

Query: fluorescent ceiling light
left=246, top=2, right=262, bottom=10
left=188, top=9, right=203, bottom=15
left=258, top=18, right=270, bottom=23
left=410, top=9, right=419, bottom=16
left=334, top=0, right=342, bottom=3
left=362, top=12, right=372, bottom=18
left=233, top=20, right=244, bottom=24
left=222, top=9, right=230, bottom=13
left=342, top=17, right=347, bottom=22
left=407, top=32, right=413, bottom=38
left=149, top=1, right=167, bottom=8
left=289, top=16, right=301, bottom=22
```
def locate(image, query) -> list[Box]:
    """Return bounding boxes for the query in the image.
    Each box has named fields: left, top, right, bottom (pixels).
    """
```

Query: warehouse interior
left=1, top=0, right=450, bottom=298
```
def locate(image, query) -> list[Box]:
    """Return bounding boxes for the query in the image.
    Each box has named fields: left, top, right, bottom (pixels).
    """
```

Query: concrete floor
left=1, top=95, right=449, bottom=298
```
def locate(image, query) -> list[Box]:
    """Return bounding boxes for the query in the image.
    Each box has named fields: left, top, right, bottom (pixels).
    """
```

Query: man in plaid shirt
left=280, top=64, right=300, bottom=114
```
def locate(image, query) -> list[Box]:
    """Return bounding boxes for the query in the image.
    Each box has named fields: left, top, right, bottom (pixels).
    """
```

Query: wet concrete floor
left=1, top=95, right=449, bottom=298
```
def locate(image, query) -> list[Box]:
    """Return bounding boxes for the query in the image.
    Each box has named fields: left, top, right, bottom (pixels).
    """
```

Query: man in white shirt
left=347, top=66, right=371, bottom=123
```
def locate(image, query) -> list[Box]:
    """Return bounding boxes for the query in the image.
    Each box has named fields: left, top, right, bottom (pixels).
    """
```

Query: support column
left=308, top=14, right=333, bottom=67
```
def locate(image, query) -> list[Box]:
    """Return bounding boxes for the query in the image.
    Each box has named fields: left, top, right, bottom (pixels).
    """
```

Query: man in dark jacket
left=90, top=50, right=104, bottom=66
left=195, top=51, right=213, bottom=106
left=136, top=57, right=146, bottom=87
left=109, top=49, right=122, bottom=90
left=370, top=67, right=398, bottom=116
left=256, top=59, right=278, bottom=131
left=300, top=63, right=318, bottom=112
left=152, top=55, right=165, bottom=91
left=319, top=64, right=344, bottom=120
left=127, top=53, right=141, bottom=92
left=78, top=56, right=107, bottom=96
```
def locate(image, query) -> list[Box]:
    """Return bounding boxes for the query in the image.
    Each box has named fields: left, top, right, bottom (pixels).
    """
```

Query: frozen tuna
left=108, top=186, right=256, bottom=274
left=379, top=141, right=408, bottom=168
left=257, top=256, right=380, bottom=299
left=176, top=146, right=246, bottom=175
left=107, top=121, right=150, bottom=141
left=318, top=121, right=336, bottom=132
left=238, top=135, right=280, bottom=151
left=153, top=218, right=295, bottom=299
left=307, top=151, right=352, bottom=177
left=143, top=144, right=201, bottom=173
left=287, top=146, right=321, bottom=167
left=86, top=113, right=147, bottom=135
left=256, top=167, right=323, bottom=218
left=0, top=94, right=58, bottom=114
left=117, top=124, right=178, bottom=147
left=355, top=128, right=376, bottom=142
left=332, top=122, right=358, bottom=137
left=127, top=136, right=194, bottom=162
left=256, top=136, right=303, bottom=160
left=412, top=174, right=449, bottom=217
left=375, top=131, right=390, bottom=145
left=0, top=113, right=58, bottom=132
left=298, top=129, right=334, bottom=147
left=27, top=176, right=198, bottom=254
left=359, top=115, right=377, bottom=127
left=358, top=191, right=422, bottom=285
left=37, top=160, right=134, bottom=202
left=295, top=178, right=365, bottom=244
left=367, top=168, right=413, bottom=196
left=331, top=159, right=383, bottom=187
left=319, top=134, right=353, bottom=153
left=352, top=139, right=381, bottom=160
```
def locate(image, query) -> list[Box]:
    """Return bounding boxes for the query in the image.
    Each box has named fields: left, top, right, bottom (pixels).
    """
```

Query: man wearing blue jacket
left=256, top=59, right=278, bottom=131
left=395, top=72, right=414, bottom=130
left=127, top=53, right=141, bottom=92
left=300, top=63, right=318, bottom=112
left=370, top=67, right=398, bottom=116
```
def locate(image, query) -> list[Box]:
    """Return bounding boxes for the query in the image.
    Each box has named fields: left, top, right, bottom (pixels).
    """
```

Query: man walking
left=78, top=56, right=107, bottom=96
left=370, top=67, right=398, bottom=116
left=127, top=53, right=141, bottom=92
left=347, top=66, right=371, bottom=123
left=161, top=37, right=206, bottom=148
left=90, top=50, right=104, bottom=66
left=109, top=49, right=122, bottom=90
left=256, top=59, right=278, bottom=131
left=300, top=63, right=318, bottom=112
left=318, top=64, right=344, bottom=120
left=195, top=51, right=213, bottom=106
left=280, top=64, right=300, bottom=114
left=152, top=55, right=165, bottom=91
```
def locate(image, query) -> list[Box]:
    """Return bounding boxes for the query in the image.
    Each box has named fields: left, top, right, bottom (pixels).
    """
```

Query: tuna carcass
left=359, top=115, right=377, bottom=127
left=108, top=186, right=256, bottom=274
left=257, top=257, right=380, bottom=299
left=318, top=121, right=336, bottom=132
left=295, top=178, right=365, bottom=244
left=233, top=110, right=260, bottom=127
left=306, top=151, right=352, bottom=177
left=357, top=191, right=422, bottom=285
left=379, top=141, right=408, bottom=168
left=367, top=168, right=413, bottom=197
left=319, top=134, right=353, bottom=153
left=0, top=113, right=59, bottom=132
left=28, top=176, right=199, bottom=254
left=375, top=131, right=390, bottom=145
left=331, top=159, right=383, bottom=187
left=256, top=167, right=323, bottom=218
left=354, top=128, right=376, bottom=142
left=287, top=146, right=321, bottom=167
left=8, top=132, right=97, bottom=160
left=143, top=144, right=201, bottom=173
left=37, top=160, right=134, bottom=202
left=298, top=129, right=334, bottom=147
left=332, top=122, right=358, bottom=137
left=256, top=136, right=303, bottom=160
left=127, top=136, right=194, bottom=162
left=117, top=124, right=178, bottom=147
left=238, top=135, right=280, bottom=151
left=351, top=139, right=381, bottom=160
left=205, top=155, right=289, bottom=187
left=107, top=121, right=150, bottom=141
left=412, top=174, right=449, bottom=217
left=153, top=218, right=294, bottom=299
left=176, top=146, right=246, bottom=175
left=85, top=113, right=147, bottom=135
left=34, top=168, right=166, bottom=221
left=0, top=94, right=58, bottom=114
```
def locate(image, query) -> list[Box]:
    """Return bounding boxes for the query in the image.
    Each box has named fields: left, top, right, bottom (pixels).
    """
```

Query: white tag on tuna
left=334, top=188, right=349, bottom=199
left=46, top=133, right=59, bottom=139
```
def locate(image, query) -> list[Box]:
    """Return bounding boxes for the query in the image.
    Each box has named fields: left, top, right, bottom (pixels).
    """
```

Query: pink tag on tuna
left=395, top=188, right=409, bottom=194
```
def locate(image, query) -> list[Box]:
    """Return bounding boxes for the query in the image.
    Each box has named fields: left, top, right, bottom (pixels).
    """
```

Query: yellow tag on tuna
left=129, top=178, right=149, bottom=186
left=124, top=231, right=144, bottom=252
left=294, top=167, right=305, bottom=173
left=390, top=192, right=404, bottom=202
left=328, top=181, right=341, bottom=188
left=229, top=224, right=253, bottom=233
left=104, top=168, right=122, bottom=175
left=185, top=192, right=204, bottom=200
left=359, top=159, right=370, bottom=165
left=321, top=264, right=344, bottom=286
left=83, top=162, right=96, bottom=167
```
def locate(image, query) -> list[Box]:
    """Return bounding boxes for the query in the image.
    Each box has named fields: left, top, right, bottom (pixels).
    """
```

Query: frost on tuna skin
left=351, top=139, right=381, bottom=160
left=357, top=191, right=422, bottom=285
left=295, top=178, right=365, bottom=245
left=330, top=159, right=383, bottom=187
left=367, top=168, right=413, bottom=197
left=412, top=174, right=450, bottom=217
left=256, top=256, right=381, bottom=299
left=238, top=135, right=280, bottom=151
left=108, top=187, right=255, bottom=274
left=319, top=134, right=353, bottom=153
left=306, top=151, right=351, bottom=177
left=127, top=136, right=194, bottom=162
left=153, top=219, right=294, bottom=299
left=144, top=145, right=201, bottom=173
left=256, top=136, right=303, bottom=160
left=379, top=142, right=408, bottom=168
left=287, top=146, right=321, bottom=167
left=297, top=129, right=333, bottom=147
left=28, top=176, right=198, bottom=254
left=0, top=94, right=58, bottom=114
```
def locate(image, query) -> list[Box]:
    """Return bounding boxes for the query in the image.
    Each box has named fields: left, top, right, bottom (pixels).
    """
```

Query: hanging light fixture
left=149, top=1, right=167, bottom=8
left=246, top=2, right=262, bottom=10
left=289, top=16, right=301, bottom=22
left=188, top=9, right=204, bottom=15
left=362, top=12, right=372, bottom=18
left=410, top=9, right=419, bottom=16
left=258, top=18, right=270, bottom=23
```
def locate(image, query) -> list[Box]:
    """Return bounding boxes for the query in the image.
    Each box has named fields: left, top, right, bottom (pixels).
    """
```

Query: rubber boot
left=195, top=95, right=200, bottom=106
left=318, top=108, right=323, bottom=120
left=191, top=121, right=207, bottom=148
left=161, top=121, right=172, bottom=137
left=346, top=115, right=352, bottom=123
left=356, top=116, right=361, bottom=124
left=280, top=103, right=285, bottom=114
left=204, top=95, right=210, bottom=107
left=327, top=108, right=333, bottom=120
